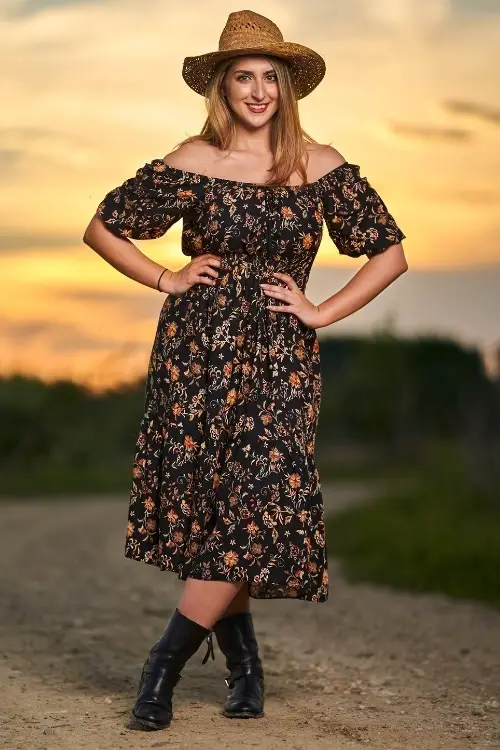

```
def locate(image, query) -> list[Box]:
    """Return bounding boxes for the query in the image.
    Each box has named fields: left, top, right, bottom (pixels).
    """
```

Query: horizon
left=2, top=0, right=499, bottom=386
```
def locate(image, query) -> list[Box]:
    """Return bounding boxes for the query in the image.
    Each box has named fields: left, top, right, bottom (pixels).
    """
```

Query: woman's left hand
left=260, top=272, right=326, bottom=330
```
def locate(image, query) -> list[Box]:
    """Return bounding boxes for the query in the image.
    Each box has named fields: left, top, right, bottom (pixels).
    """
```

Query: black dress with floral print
left=96, top=158, right=405, bottom=603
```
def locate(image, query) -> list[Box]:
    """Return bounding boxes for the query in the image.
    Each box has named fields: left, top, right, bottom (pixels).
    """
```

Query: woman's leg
left=177, top=578, right=245, bottom=628
left=219, top=582, right=250, bottom=618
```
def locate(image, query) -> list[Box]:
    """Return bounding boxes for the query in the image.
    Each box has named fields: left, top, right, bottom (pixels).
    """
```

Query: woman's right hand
left=160, top=254, right=221, bottom=296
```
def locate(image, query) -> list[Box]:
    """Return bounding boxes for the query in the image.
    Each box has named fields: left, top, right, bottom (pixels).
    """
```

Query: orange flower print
left=288, top=473, right=301, bottom=489
left=193, top=234, right=203, bottom=249
left=170, top=365, right=180, bottom=381
left=126, top=522, right=135, bottom=538
left=189, top=340, right=199, bottom=353
left=177, top=189, right=195, bottom=200
left=132, top=466, right=142, bottom=479
left=184, top=435, right=196, bottom=451
left=269, top=447, right=282, bottom=462
left=144, top=497, right=155, bottom=512
left=261, top=413, right=272, bottom=425
left=226, top=389, right=238, bottom=406
left=302, top=233, right=313, bottom=249
left=166, top=322, right=178, bottom=337
left=224, top=551, right=239, bottom=567
left=172, top=402, right=182, bottom=417
left=246, top=521, right=259, bottom=536
left=281, top=206, right=294, bottom=219
left=295, top=345, right=305, bottom=361
left=289, top=372, right=301, bottom=388
left=167, top=509, right=178, bottom=524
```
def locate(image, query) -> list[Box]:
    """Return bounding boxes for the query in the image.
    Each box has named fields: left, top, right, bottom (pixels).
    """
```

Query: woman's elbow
left=380, top=242, right=409, bottom=275
left=83, top=214, right=101, bottom=247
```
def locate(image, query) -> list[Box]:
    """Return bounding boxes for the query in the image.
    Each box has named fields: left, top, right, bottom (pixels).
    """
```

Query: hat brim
left=182, top=43, right=326, bottom=100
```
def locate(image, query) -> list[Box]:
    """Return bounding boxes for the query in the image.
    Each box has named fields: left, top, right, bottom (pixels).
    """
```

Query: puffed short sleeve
left=321, top=163, right=406, bottom=257
left=96, top=159, right=200, bottom=240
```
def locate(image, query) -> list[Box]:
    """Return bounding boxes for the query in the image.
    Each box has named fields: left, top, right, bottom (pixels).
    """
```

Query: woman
left=83, top=9, right=407, bottom=732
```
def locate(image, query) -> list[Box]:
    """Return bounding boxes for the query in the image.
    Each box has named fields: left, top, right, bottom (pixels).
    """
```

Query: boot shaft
left=213, top=611, right=263, bottom=675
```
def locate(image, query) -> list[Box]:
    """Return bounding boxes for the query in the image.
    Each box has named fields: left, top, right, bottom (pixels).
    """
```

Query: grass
left=326, top=452, right=500, bottom=609
left=1, top=463, right=131, bottom=499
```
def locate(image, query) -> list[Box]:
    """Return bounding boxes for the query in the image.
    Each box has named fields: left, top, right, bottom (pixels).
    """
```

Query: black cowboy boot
left=213, top=611, right=264, bottom=719
left=131, top=608, right=213, bottom=731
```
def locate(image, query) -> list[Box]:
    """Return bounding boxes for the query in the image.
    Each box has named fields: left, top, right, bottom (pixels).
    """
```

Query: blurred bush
left=327, top=443, right=500, bottom=608
left=0, top=332, right=498, bottom=496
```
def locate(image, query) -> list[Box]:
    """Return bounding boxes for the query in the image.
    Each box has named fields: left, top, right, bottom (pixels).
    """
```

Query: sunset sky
left=2, top=0, right=499, bottom=387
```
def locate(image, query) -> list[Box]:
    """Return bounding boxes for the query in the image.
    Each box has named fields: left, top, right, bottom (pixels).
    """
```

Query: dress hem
left=124, top=549, right=328, bottom=604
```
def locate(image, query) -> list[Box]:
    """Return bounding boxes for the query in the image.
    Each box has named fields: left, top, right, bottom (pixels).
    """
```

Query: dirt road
left=1, top=492, right=499, bottom=749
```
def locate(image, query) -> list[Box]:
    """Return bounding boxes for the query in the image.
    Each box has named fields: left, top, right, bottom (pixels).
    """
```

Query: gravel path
left=0, top=491, right=499, bottom=749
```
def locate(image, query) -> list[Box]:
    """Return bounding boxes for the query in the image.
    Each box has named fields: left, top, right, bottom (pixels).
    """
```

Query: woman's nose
left=251, top=80, right=266, bottom=100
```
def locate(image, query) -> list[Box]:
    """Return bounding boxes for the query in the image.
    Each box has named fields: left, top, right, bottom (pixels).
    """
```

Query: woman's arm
left=315, top=242, right=408, bottom=328
left=83, top=215, right=174, bottom=292
left=83, top=157, right=220, bottom=295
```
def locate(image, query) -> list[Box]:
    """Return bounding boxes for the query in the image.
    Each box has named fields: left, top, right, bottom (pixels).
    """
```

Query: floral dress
left=96, top=158, right=405, bottom=603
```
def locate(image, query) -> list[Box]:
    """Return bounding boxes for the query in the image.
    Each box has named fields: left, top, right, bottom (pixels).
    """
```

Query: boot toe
left=224, top=678, right=264, bottom=718
left=132, top=702, right=173, bottom=730
left=224, top=700, right=264, bottom=718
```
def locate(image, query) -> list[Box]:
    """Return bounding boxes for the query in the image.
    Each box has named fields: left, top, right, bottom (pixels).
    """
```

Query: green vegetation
left=327, top=441, right=500, bottom=609
left=0, top=331, right=498, bottom=498
left=0, top=375, right=142, bottom=496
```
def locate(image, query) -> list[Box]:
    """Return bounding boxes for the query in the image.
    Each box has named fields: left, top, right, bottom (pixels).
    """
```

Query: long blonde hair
left=178, top=56, right=317, bottom=186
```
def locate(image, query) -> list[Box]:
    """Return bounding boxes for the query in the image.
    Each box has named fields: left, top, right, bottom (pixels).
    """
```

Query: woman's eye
left=237, top=75, right=251, bottom=81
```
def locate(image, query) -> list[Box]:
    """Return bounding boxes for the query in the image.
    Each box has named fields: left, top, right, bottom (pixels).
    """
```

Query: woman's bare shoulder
left=163, top=139, right=219, bottom=173
left=306, top=143, right=347, bottom=182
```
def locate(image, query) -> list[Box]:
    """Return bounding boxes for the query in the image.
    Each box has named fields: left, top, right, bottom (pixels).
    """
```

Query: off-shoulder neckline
left=151, top=158, right=359, bottom=191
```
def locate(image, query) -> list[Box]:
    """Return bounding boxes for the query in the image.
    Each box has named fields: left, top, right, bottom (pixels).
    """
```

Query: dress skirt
left=125, top=265, right=328, bottom=603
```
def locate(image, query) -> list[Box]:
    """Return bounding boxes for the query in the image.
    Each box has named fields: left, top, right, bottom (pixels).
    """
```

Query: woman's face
left=223, top=55, right=279, bottom=129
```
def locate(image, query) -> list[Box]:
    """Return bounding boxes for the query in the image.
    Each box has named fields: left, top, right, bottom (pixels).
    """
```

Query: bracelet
left=156, top=268, right=168, bottom=291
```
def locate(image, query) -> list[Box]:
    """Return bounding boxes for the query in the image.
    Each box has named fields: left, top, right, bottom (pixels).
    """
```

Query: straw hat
left=182, top=10, right=326, bottom=100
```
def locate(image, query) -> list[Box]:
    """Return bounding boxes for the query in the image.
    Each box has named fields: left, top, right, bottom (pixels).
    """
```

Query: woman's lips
left=245, top=103, right=269, bottom=114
